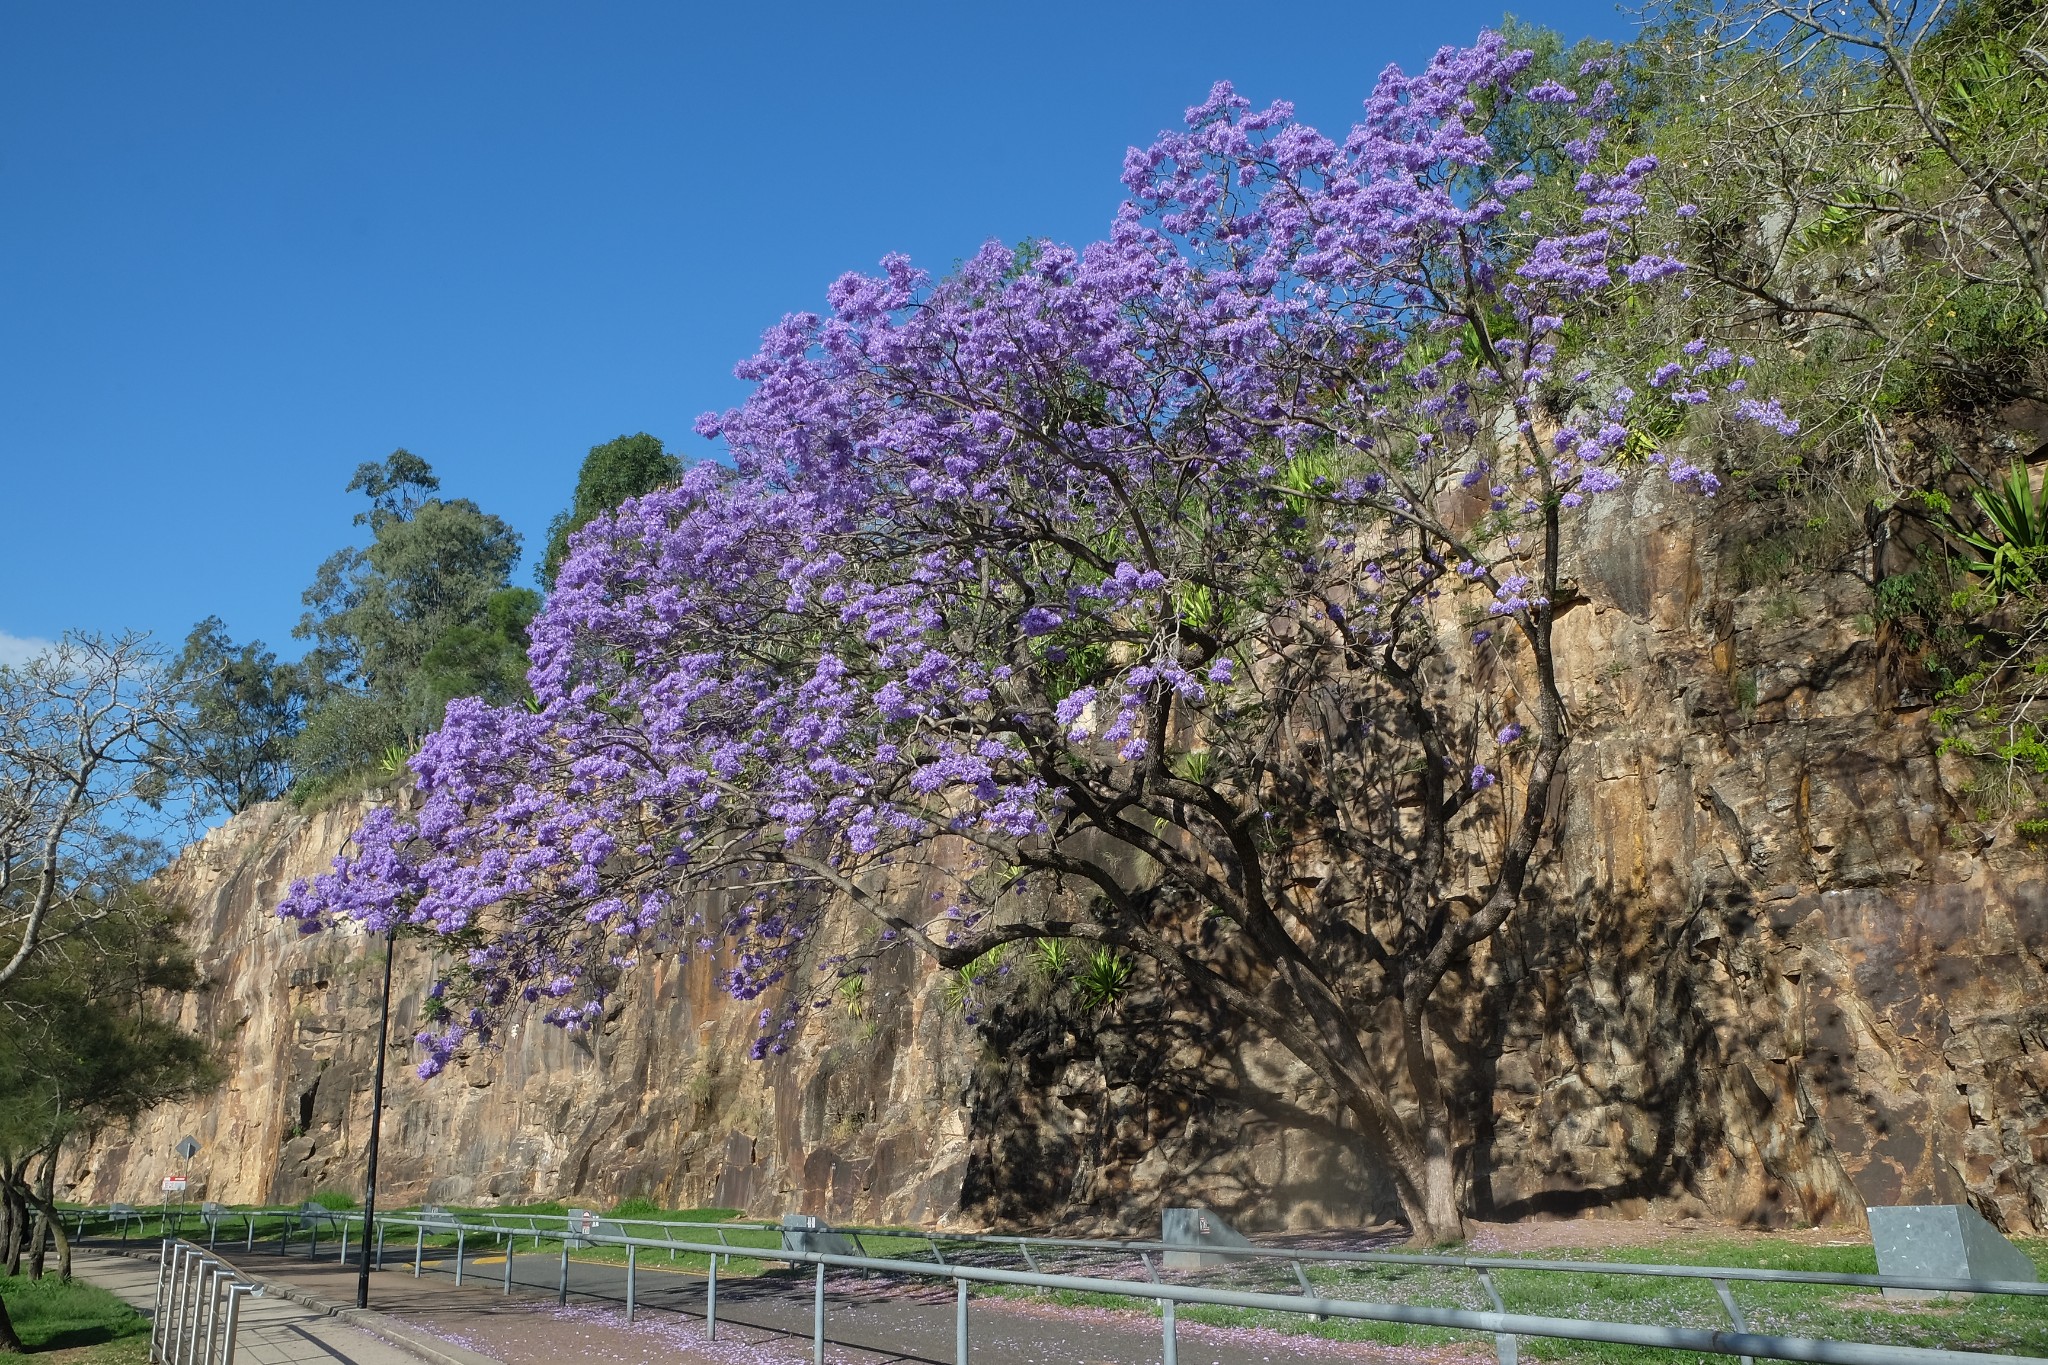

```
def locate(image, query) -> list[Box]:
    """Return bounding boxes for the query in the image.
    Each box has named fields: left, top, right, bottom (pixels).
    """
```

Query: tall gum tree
left=282, top=33, right=1799, bottom=1242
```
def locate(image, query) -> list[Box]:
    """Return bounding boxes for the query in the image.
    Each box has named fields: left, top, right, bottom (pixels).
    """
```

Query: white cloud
left=0, top=630, right=55, bottom=668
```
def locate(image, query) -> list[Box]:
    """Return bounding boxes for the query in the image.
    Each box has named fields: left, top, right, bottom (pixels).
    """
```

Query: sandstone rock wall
left=67, top=478, right=2048, bottom=1234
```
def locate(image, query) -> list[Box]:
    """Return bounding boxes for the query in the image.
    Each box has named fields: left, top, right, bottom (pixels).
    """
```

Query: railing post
left=1161, top=1297, right=1177, bottom=1365
left=339, top=1220, right=348, bottom=1265
left=178, top=1260, right=209, bottom=1365
left=414, top=1225, right=424, bottom=1278
left=152, top=1242, right=173, bottom=1363
left=706, top=1253, right=718, bottom=1341
left=245, top=1215, right=253, bottom=1253
left=169, top=1247, right=193, bottom=1365
left=812, top=1262, right=825, bottom=1365
left=557, top=1240, right=568, bottom=1305
left=455, top=1227, right=466, bottom=1286
left=1289, top=1261, right=1328, bottom=1322
left=626, top=1244, right=636, bottom=1323
left=502, top=1239, right=514, bottom=1295
left=171, top=1258, right=193, bottom=1365
left=376, top=1219, right=386, bottom=1270
left=221, top=1285, right=248, bottom=1365
left=1709, top=1279, right=1756, bottom=1365
left=200, top=1266, right=224, bottom=1365
left=189, top=1263, right=216, bottom=1365
left=1474, top=1270, right=1517, bottom=1365
left=955, top=1276, right=968, bottom=1365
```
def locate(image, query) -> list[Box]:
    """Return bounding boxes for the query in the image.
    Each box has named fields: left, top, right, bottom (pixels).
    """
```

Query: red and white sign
left=161, top=1175, right=188, bottom=1194
left=579, top=1210, right=595, bottom=1234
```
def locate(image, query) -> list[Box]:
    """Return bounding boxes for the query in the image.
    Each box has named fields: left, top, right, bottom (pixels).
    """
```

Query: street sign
left=162, top=1175, right=188, bottom=1194
left=175, top=1135, right=200, bottom=1160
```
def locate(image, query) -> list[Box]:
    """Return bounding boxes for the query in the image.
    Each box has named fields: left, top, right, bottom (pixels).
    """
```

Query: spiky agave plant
left=1949, top=458, right=2048, bottom=596
left=1075, top=948, right=1133, bottom=1011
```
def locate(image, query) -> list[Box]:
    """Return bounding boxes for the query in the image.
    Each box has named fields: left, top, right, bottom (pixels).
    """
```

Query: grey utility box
left=1162, top=1206, right=1254, bottom=1270
left=781, top=1212, right=858, bottom=1256
left=1868, top=1204, right=2041, bottom=1298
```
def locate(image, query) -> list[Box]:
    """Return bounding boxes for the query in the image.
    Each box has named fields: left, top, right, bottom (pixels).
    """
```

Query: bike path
left=69, top=1248, right=488, bottom=1365
left=195, top=1243, right=1457, bottom=1365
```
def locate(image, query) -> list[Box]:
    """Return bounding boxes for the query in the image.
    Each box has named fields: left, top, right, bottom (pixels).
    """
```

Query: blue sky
left=1, top=1, right=1632, bottom=666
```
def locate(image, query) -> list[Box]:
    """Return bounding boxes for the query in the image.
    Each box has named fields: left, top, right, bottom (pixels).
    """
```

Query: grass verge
left=987, top=1234, right=2048, bottom=1363
left=0, top=1273, right=150, bottom=1364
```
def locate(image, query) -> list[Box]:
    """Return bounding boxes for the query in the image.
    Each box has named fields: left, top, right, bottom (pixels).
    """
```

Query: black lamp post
left=357, top=929, right=396, bottom=1309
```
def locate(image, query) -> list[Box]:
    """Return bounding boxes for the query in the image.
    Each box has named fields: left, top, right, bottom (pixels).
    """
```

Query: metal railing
left=152, top=1240, right=258, bottom=1365
left=357, top=1208, right=2043, bottom=1365
left=77, top=1204, right=2046, bottom=1365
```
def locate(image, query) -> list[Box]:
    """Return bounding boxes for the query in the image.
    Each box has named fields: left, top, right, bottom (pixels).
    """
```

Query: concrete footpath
left=71, top=1248, right=504, bottom=1365
left=103, top=1242, right=1470, bottom=1365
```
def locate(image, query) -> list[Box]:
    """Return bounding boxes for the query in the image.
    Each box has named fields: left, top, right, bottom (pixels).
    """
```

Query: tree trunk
left=21, top=1212, right=43, bottom=1283
left=0, top=1161, right=26, bottom=1347
left=24, top=1152, right=71, bottom=1282
left=1387, top=999, right=1466, bottom=1245
left=0, top=1289, right=26, bottom=1354
left=0, top=1173, right=22, bottom=1278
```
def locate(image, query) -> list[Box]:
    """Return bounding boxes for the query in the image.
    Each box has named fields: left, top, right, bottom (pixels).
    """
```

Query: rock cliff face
left=67, top=479, right=2048, bottom=1235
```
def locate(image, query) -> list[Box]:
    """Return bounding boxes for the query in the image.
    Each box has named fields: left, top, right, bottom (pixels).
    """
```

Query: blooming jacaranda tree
left=282, top=32, right=1793, bottom=1242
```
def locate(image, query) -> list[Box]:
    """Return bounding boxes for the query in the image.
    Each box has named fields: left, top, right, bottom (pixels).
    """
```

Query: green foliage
left=1036, top=637, right=1111, bottom=704
left=0, top=1270, right=150, bottom=1353
left=538, top=433, right=682, bottom=590
left=605, top=1198, right=741, bottom=1221
left=607, top=1196, right=665, bottom=1219
left=290, top=451, right=528, bottom=793
left=1879, top=468, right=2048, bottom=821
left=413, top=587, right=541, bottom=714
left=1731, top=672, right=1759, bottom=712
left=1028, top=937, right=1077, bottom=980
left=308, top=1188, right=358, bottom=1210
left=169, top=617, right=305, bottom=814
left=977, top=1233, right=2048, bottom=1359
left=1945, top=458, right=2048, bottom=595
left=942, top=947, right=1007, bottom=1015
left=1173, top=582, right=1235, bottom=635
left=1074, top=947, right=1133, bottom=1010
left=1724, top=503, right=1869, bottom=592
left=0, top=893, right=219, bottom=1188
left=1878, top=287, right=2048, bottom=417
left=1605, top=0, right=2048, bottom=521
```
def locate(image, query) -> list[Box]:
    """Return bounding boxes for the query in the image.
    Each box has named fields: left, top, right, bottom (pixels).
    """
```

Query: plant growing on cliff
left=537, top=432, right=683, bottom=592
left=169, top=617, right=306, bottom=814
left=279, top=33, right=1792, bottom=1243
left=1074, top=948, right=1134, bottom=1012
left=1631, top=0, right=2046, bottom=499
left=290, top=451, right=535, bottom=801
